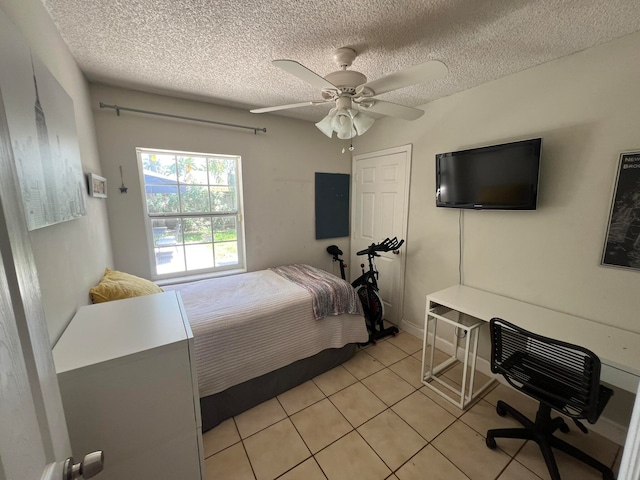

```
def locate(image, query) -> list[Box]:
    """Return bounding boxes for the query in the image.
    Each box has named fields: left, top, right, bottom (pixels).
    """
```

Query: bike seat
left=327, top=245, right=343, bottom=256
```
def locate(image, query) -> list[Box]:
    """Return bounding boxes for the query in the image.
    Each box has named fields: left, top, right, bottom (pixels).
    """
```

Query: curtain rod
left=99, top=102, right=267, bottom=134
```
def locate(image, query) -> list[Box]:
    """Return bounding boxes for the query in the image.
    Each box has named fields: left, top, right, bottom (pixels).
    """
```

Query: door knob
left=392, top=249, right=400, bottom=255
left=63, top=451, right=104, bottom=479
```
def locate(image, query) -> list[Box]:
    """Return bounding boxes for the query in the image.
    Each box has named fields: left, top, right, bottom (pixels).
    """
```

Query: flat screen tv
left=435, top=138, right=542, bottom=210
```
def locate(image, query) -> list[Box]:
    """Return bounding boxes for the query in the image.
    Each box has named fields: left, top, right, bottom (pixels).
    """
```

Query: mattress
left=165, top=269, right=368, bottom=397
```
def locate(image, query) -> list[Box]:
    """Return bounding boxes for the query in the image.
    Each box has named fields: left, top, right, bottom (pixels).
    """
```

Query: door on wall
left=351, top=145, right=411, bottom=325
left=0, top=87, right=72, bottom=480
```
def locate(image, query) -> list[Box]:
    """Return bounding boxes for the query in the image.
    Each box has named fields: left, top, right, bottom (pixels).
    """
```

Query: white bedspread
left=165, top=270, right=368, bottom=397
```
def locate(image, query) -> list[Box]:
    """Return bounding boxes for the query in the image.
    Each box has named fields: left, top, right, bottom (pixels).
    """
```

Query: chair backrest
left=490, top=317, right=604, bottom=424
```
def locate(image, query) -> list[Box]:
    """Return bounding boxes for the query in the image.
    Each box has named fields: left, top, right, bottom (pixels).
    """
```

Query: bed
left=163, top=264, right=368, bottom=431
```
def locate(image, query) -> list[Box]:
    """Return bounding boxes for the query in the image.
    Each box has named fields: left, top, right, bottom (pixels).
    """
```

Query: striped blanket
left=270, top=264, right=364, bottom=319
left=165, top=269, right=368, bottom=397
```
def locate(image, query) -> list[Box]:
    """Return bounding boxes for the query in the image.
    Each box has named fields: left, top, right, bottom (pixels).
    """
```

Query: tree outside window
left=137, top=148, right=245, bottom=279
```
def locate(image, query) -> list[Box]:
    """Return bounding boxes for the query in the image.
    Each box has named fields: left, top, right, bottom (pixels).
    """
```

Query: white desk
left=424, top=285, right=640, bottom=394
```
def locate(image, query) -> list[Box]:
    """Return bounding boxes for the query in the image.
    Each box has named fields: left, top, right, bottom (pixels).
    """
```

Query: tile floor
left=202, top=330, right=623, bottom=480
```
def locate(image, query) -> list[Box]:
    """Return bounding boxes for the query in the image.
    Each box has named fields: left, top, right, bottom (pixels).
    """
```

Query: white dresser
left=53, top=291, right=204, bottom=479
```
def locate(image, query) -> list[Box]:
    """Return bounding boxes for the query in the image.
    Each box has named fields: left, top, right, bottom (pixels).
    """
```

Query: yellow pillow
left=90, top=268, right=163, bottom=303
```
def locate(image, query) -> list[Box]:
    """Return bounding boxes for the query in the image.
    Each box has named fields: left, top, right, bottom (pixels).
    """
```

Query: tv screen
left=435, top=138, right=541, bottom=210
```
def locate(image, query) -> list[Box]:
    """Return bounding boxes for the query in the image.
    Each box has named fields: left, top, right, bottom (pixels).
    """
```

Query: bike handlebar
left=356, top=237, right=404, bottom=256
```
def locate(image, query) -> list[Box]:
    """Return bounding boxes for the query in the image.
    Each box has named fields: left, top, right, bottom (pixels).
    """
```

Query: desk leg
left=467, top=327, right=480, bottom=407
left=427, top=323, right=435, bottom=380
left=422, top=315, right=438, bottom=382
left=421, top=314, right=428, bottom=381
left=459, top=326, right=471, bottom=409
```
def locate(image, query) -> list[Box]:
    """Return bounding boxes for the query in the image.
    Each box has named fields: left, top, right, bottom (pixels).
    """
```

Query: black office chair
left=486, top=318, right=615, bottom=480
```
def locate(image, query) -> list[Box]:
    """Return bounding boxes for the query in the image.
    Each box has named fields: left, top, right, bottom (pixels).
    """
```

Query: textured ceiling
left=41, top=0, right=640, bottom=123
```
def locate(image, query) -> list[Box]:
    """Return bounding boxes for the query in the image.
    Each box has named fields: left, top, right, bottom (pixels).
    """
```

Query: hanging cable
left=459, top=209, right=464, bottom=285
left=99, top=103, right=267, bottom=134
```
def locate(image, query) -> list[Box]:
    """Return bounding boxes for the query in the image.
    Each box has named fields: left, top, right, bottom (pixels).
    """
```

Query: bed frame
left=200, top=343, right=357, bottom=431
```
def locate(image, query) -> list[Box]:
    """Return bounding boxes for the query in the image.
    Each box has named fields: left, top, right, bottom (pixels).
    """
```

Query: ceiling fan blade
left=356, top=60, right=448, bottom=96
left=273, top=60, right=337, bottom=91
left=360, top=100, right=424, bottom=121
left=250, top=101, right=326, bottom=114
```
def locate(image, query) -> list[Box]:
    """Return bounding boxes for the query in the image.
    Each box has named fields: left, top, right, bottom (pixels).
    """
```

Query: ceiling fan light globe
left=353, top=113, right=375, bottom=136
left=330, top=114, right=345, bottom=130
left=336, top=127, right=356, bottom=140
left=331, top=115, right=355, bottom=139
left=315, top=114, right=335, bottom=137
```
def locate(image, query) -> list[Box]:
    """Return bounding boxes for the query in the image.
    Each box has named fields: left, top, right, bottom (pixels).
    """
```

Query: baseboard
left=398, top=318, right=423, bottom=341
left=399, top=318, right=627, bottom=446
left=589, top=416, right=628, bottom=447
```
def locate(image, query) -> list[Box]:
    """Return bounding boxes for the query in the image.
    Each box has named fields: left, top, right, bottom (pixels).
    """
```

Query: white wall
left=90, top=85, right=351, bottom=279
left=356, top=30, right=640, bottom=430
left=357, top=30, right=640, bottom=335
left=0, top=0, right=113, bottom=344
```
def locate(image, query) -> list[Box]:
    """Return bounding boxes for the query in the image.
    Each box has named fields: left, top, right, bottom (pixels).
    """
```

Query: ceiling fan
left=250, top=47, right=448, bottom=139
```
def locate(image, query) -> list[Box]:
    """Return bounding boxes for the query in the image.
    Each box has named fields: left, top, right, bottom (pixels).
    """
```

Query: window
left=137, top=148, right=245, bottom=279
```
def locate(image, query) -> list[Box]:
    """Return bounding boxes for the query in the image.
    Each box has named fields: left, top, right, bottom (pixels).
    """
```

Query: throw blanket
left=270, top=264, right=364, bottom=319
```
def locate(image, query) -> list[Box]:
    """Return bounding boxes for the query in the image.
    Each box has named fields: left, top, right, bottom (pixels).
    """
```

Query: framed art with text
left=601, top=151, right=640, bottom=270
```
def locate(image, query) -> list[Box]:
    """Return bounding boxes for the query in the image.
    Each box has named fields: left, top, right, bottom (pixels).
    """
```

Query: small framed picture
left=88, top=173, right=107, bottom=198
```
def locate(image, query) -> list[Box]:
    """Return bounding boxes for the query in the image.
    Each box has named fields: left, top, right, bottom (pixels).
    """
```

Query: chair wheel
left=496, top=402, right=507, bottom=417
left=486, top=436, right=497, bottom=449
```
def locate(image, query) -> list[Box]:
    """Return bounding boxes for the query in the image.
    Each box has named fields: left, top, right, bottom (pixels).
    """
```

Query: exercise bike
left=327, top=237, right=404, bottom=344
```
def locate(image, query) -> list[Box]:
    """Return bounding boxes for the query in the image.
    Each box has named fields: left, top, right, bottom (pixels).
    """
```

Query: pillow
left=90, top=268, right=163, bottom=303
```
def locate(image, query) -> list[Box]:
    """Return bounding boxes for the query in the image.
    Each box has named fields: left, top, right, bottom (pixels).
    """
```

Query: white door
left=0, top=87, right=72, bottom=480
left=351, top=145, right=411, bottom=324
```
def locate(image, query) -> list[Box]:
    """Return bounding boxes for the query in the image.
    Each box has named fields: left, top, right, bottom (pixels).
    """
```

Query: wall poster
left=601, top=151, right=640, bottom=271
left=0, top=9, right=86, bottom=230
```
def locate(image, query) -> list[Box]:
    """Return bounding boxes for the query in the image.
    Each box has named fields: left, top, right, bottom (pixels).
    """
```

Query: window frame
left=136, top=147, right=246, bottom=281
